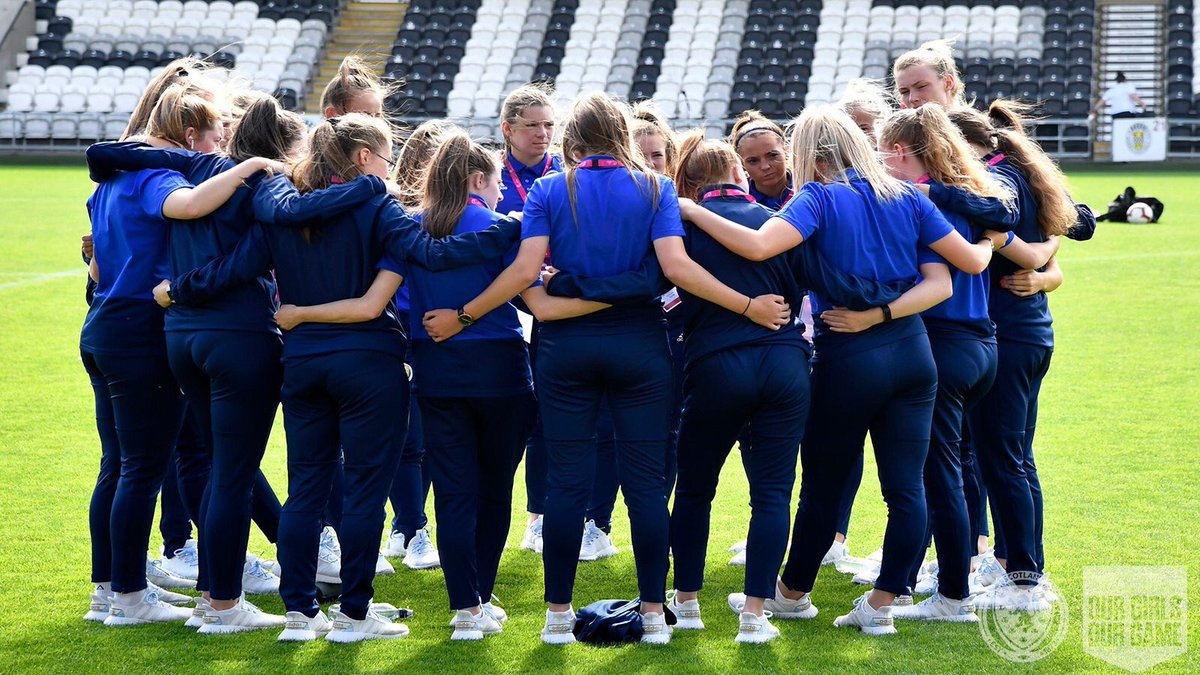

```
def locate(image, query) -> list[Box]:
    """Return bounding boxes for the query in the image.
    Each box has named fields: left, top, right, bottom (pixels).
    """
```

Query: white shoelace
left=582, top=524, right=604, bottom=548
left=246, top=558, right=273, bottom=580
left=410, top=532, right=433, bottom=557
left=173, top=546, right=199, bottom=566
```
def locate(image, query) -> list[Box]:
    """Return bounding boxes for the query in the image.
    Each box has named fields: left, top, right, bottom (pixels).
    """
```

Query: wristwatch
left=457, top=308, right=476, bottom=327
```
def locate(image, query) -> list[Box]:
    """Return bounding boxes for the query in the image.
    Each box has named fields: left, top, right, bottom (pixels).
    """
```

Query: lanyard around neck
left=504, top=153, right=554, bottom=203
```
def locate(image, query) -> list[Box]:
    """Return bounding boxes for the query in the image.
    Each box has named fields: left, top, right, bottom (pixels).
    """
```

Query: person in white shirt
left=1093, top=72, right=1146, bottom=119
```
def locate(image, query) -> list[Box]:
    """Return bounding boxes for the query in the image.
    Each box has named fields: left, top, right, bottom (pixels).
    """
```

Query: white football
left=1126, top=202, right=1154, bottom=224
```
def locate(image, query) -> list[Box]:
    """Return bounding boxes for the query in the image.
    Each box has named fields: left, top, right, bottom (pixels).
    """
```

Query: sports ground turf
left=0, top=162, right=1196, bottom=673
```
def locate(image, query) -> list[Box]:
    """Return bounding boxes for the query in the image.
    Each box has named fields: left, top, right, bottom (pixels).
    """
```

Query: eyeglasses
left=373, top=149, right=398, bottom=171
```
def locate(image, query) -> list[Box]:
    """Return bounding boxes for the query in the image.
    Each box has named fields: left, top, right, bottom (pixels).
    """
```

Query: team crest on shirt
left=1126, top=123, right=1149, bottom=154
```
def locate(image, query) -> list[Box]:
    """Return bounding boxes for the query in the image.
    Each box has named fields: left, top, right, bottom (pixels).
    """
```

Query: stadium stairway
left=304, top=0, right=409, bottom=115
left=1094, top=0, right=1166, bottom=157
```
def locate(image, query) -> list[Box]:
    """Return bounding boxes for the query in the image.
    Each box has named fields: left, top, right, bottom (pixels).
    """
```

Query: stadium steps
left=1094, top=1, right=1166, bottom=157
left=304, top=1, right=409, bottom=115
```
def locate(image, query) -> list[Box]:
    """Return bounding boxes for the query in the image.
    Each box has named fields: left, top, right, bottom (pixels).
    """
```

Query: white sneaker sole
left=383, top=548, right=407, bottom=558
left=541, top=630, right=576, bottom=645
left=198, top=622, right=281, bottom=634
left=892, top=608, right=979, bottom=623
left=578, top=544, right=619, bottom=562
left=149, top=576, right=197, bottom=590
left=278, top=628, right=325, bottom=642
left=403, top=558, right=440, bottom=570
left=103, top=614, right=187, bottom=626
left=184, top=616, right=205, bottom=629
left=833, top=616, right=896, bottom=635
left=640, top=631, right=671, bottom=645
left=673, top=617, right=705, bottom=630
left=735, top=629, right=779, bottom=644
left=326, top=629, right=409, bottom=643
left=83, top=609, right=109, bottom=622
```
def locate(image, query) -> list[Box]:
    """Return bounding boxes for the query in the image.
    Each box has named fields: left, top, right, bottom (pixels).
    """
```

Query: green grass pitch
left=0, top=162, right=1197, bottom=673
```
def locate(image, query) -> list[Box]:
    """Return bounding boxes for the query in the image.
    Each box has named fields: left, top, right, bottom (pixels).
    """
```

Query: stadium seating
left=386, top=0, right=480, bottom=123
left=1, top=0, right=335, bottom=144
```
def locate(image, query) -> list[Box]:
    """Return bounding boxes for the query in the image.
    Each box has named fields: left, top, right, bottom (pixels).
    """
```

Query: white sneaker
left=243, top=554, right=280, bottom=595
left=483, top=598, right=508, bottom=623
left=403, top=528, right=441, bottom=570
left=728, top=584, right=818, bottom=619
left=975, top=553, right=1006, bottom=587
left=331, top=601, right=403, bottom=621
left=832, top=592, right=897, bottom=635
left=667, top=593, right=704, bottom=630
left=728, top=539, right=747, bottom=554
left=159, top=539, right=199, bottom=580
left=185, top=599, right=210, bottom=628
left=376, top=551, right=395, bottom=575
left=973, top=581, right=1052, bottom=612
left=541, top=608, right=577, bottom=645
left=894, top=594, right=913, bottom=607
left=104, top=588, right=193, bottom=626
left=852, top=563, right=881, bottom=586
left=147, top=558, right=195, bottom=590
left=893, top=593, right=978, bottom=623
left=520, top=516, right=544, bottom=554
left=728, top=549, right=747, bottom=566
left=451, top=608, right=503, bottom=641
left=821, top=539, right=849, bottom=566
left=197, top=595, right=286, bottom=634
left=326, top=608, right=409, bottom=643
left=735, top=611, right=780, bottom=644
left=317, top=526, right=342, bottom=583
left=915, top=575, right=939, bottom=595
left=578, top=520, right=619, bottom=562
left=640, top=611, right=671, bottom=644
left=867, top=547, right=884, bottom=562
left=84, top=583, right=112, bottom=622
left=147, top=582, right=191, bottom=605
left=1035, top=574, right=1060, bottom=603
left=383, top=530, right=408, bottom=558
left=279, top=610, right=334, bottom=642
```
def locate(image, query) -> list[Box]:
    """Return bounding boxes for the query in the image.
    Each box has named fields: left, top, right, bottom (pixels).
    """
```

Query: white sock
left=115, top=589, right=145, bottom=604
left=95, top=582, right=111, bottom=594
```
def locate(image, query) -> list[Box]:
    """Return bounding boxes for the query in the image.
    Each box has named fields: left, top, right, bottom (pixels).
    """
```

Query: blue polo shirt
left=984, top=154, right=1054, bottom=348
left=917, top=192, right=996, bottom=341
left=80, top=168, right=190, bottom=355
left=382, top=198, right=532, bottom=398
left=521, top=156, right=684, bottom=335
left=496, top=150, right=562, bottom=216
left=775, top=171, right=954, bottom=357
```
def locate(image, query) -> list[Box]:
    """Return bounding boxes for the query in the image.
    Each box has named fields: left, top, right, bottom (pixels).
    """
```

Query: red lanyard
left=466, top=196, right=488, bottom=208
left=987, top=153, right=1006, bottom=167
left=701, top=187, right=756, bottom=202
left=504, top=153, right=554, bottom=204
left=579, top=157, right=624, bottom=169
left=915, top=174, right=931, bottom=185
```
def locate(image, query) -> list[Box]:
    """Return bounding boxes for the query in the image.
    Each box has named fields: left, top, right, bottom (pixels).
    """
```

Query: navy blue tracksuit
left=83, top=168, right=190, bottom=592
left=776, top=173, right=953, bottom=597
left=395, top=200, right=536, bottom=610
left=521, top=159, right=682, bottom=604
left=171, top=186, right=522, bottom=618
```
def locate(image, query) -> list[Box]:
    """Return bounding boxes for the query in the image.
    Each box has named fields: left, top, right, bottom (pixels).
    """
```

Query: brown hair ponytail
left=292, top=113, right=392, bottom=194
left=880, top=104, right=1011, bottom=201
left=672, top=128, right=740, bottom=201
left=144, top=83, right=221, bottom=149
left=560, top=92, right=660, bottom=223
left=225, top=96, right=306, bottom=163
left=419, top=130, right=500, bottom=239
left=986, top=100, right=1076, bottom=237
left=393, top=119, right=452, bottom=210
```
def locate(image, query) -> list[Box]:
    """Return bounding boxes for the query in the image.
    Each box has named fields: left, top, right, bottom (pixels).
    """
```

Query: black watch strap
left=880, top=304, right=893, bottom=322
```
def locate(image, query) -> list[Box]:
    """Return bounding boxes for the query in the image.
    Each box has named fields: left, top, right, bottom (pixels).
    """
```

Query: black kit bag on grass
left=1097, top=186, right=1165, bottom=222
left=573, top=599, right=677, bottom=645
